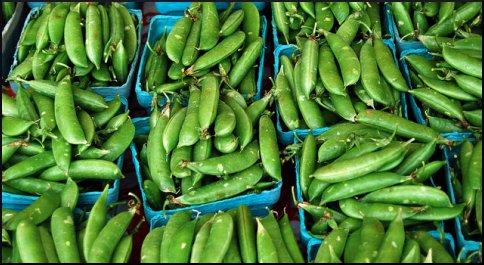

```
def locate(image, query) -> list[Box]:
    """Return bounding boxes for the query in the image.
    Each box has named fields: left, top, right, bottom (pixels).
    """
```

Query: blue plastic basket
left=1, top=96, right=128, bottom=212
left=130, top=117, right=282, bottom=225
left=384, top=3, right=426, bottom=54
left=8, top=7, right=142, bottom=99
left=135, top=14, right=267, bottom=111
left=306, top=230, right=456, bottom=263
left=153, top=2, right=266, bottom=16
left=442, top=134, right=481, bottom=262
left=273, top=39, right=409, bottom=145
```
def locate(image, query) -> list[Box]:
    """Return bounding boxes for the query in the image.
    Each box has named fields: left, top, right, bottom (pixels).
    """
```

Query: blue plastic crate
left=1, top=96, right=129, bottom=212
left=8, top=7, right=142, bottom=99
left=306, top=230, right=456, bottom=263
left=442, top=134, right=481, bottom=262
left=135, top=14, right=267, bottom=111
left=384, top=3, right=426, bottom=54
left=153, top=2, right=266, bottom=16
left=130, top=117, right=282, bottom=225
left=273, top=39, right=409, bottom=145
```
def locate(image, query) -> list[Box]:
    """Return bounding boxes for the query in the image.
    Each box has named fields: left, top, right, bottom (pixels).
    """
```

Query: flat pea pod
left=330, top=2, right=350, bottom=25
left=321, top=172, right=411, bottom=204
left=299, top=38, right=319, bottom=98
left=308, top=178, right=330, bottom=204
left=32, top=92, right=56, bottom=134
left=5, top=189, right=60, bottom=231
left=229, top=37, right=263, bottom=89
left=38, top=225, right=59, bottom=263
left=258, top=211, right=293, bottom=262
left=85, top=4, right=103, bottom=70
left=419, top=74, right=478, bottom=102
left=311, top=140, right=410, bottom=183
left=374, top=209, right=405, bottom=263
left=315, top=2, right=334, bottom=32
left=182, top=16, right=202, bottom=67
left=99, top=110, right=130, bottom=135
left=92, top=95, right=122, bottom=128
left=170, top=146, right=192, bottom=178
left=300, top=131, right=316, bottom=199
left=259, top=115, right=281, bottom=181
left=190, top=217, right=213, bottom=263
left=88, top=209, right=136, bottom=263
left=214, top=134, right=239, bottom=154
left=173, top=164, right=263, bottom=205
left=339, top=198, right=420, bottom=221
left=160, top=212, right=194, bottom=262
left=255, top=217, right=278, bottom=263
left=468, top=140, right=482, bottom=191
left=323, top=30, right=360, bottom=87
left=1, top=116, right=34, bottom=137
left=367, top=2, right=382, bottom=38
left=352, top=218, right=385, bottom=263
left=355, top=109, right=442, bottom=143
left=39, top=159, right=121, bottom=181
left=214, top=101, right=236, bottom=137
left=414, top=11, right=429, bottom=35
left=245, top=92, right=271, bottom=126
left=166, top=220, right=197, bottom=263
left=111, top=235, right=133, bottom=263
left=98, top=4, right=110, bottom=47
left=335, top=11, right=362, bottom=45
left=64, top=9, right=88, bottom=68
left=272, top=2, right=289, bottom=44
left=116, top=3, right=137, bottom=64
left=275, top=69, right=299, bottom=130
left=143, top=179, right=163, bottom=210
left=314, top=227, right=348, bottom=262
left=178, top=86, right=201, bottom=147
left=163, top=107, right=186, bottom=156
left=241, top=2, right=260, bottom=45
left=395, top=139, right=437, bottom=176
left=374, top=38, right=408, bottom=92
left=360, top=39, right=387, bottom=105
left=52, top=129, right=71, bottom=173
left=443, top=46, right=482, bottom=79
left=140, top=226, right=164, bottom=263
left=220, top=9, right=244, bottom=37
left=92, top=63, right=112, bottom=82
left=199, top=2, right=220, bottom=51
left=83, top=184, right=109, bottom=261
left=2, top=150, right=56, bottom=182
left=222, top=87, right=248, bottom=109
left=191, top=31, right=246, bottom=72
left=222, top=95, right=253, bottom=149
left=60, top=177, right=78, bottom=210
left=51, top=207, right=80, bottom=262
left=236, top=204, right=256, bottom=263
left=453, top=74, right=482, bottom=98
left=16, top=219, right=48, bottom=263
left=199, top=74, right=220, bottom=132
left=166, top=16, right=192, bottom=64
left=391, top=2, right=415, bottom=38
left=294, top=61, right=325, bottom=128
left=32, top=50, right=56, bottom=80
left=409, top=231, right=454, bottom=263
left=55, top=76, right=87, bottom=144
left=409, top=88, right=465, bottom=121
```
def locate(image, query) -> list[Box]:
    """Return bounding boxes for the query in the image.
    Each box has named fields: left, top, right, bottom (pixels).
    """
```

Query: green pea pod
left=229, top=37, right=263, bottom=89
left=360, top=39, right=388, bottom=105
left=48, top=3, right=69, bottom=47
left=15, top=86, right=38, bottom=122
left=222, top=95, right=254, bottom=149
left=143, top=179, right=163, bottom=210
left=374, top=209, right=405, bottom=262
left=214, top=134, right=239, bottom=154
left=323, top=30, right=360, bottom=87
left=103, top=4, right=125, bottom=62
left=200, top=2, right=220, bottom=51
left=8, top=53, right=34, bottom=81
left=35, top=6, right=52, bottom=52
left=315, top=2, right=334, bottom=32
left=83, top=184, right=109, bottom=261
left=330, top=2, right=350, bottom=25
left=51, top=129, right=71, bottom=174
left=163, top=107, right=186, bottom=156
left=443, top=46, right=482, bottom=79
left=246, top=92, right=272, bottom=125
left=299, top=38, right=319, bottom=98
left=2, top=93, right=18, bottom=118
left=32, top=92, right=56, bottom=134
left=241, top=2, right=260, bottom=45
left=318, top=44, right=345, bottom=96
left=178, top=86, right=201, bottom=147
left=16, top=220, right=48, bottom=263
left=98, top=4, right=110, bottom=48
left=182, top=17, right=202, bottom=67
left=299, top=131, right=317, bottom=199
left=214, top=101, right=236, bottom=137
left=259, top=211, right=293, bottom=262
left=64, top=9, right=89, bottom=68
left=314, top=227, right=348, bottom=262
left=294, top=62, right=325, bottom=128
left=116, top=3, right=138, bottom=64
left=86, top=5, right=103, bottom=70
left=259, top=115, right=281, bottom=181
left=453, top=74, right=482, bottom=98
left=3, top=150, right=56, bottom=182
left=166, top=17, right=192, bottom=64
left=101, top=118, right=135, bottom=161
left=190, top=220, right=213, bottom=262
left=409, top=88, right=465, bottom=121
left=199, top=74, right=220, bottom=132
left=112, top=40, right=128, bottom=84
left=391, top=2, right=414, bottom=37
left=275, top=68, right=299, bottom=130
left=256, top=218, right=278, bottom=263
left=92, top=95, right=121, bottom=128
left=38, top=225, right=59, bottom=263
left=362, top=185, right=453, bottom=208
left=170, top=146, right=192, bottom=178
left=140, top=227, right=164, bottom=263
left=335, top=11, right=362, bottom=45
left=2, top=141, right=21, bottom=165
left=272, top=3, right=289, bottom=44
left=51, top=207, right=80, bottom=262
left=111, top=235, right=133, bottom=263
left=160, top=210, right=192, bottom=262
left=374, top=38, right=408, bottom=92
left=220, top=9, right=244, bottom=37
left=409, top=231, right=454, bottom=263
left=419, top=74, right=478, bottom=102
left=468, top=140, right=482, bottom=191
left=463, top=110, right=482, bottom=127
left=39, top=159, right=121, bottom=181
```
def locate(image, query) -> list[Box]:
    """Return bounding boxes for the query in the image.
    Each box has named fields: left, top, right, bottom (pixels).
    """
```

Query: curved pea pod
left=278, top=212, right=304, bottom=263
left=246, top=92, right=272, bottom=125
left=272, top=3, right=289, bottom=44
left=352, top=218, right=385, bottom=263
left=186, top=140, right=259, bottom=176
left=463, top=110, right=482, bottom=127
left=321, top=172, right=411, bottom=204
left=35, top=6, right=52, bottom=52
left=222, top=95, right=253, bottom=149
left=165, top=219, right=197, bottom=263
left=97, top=4, right=110, bottom=48
left=299, top=38, right=319, bottom=98
left=15, top=86, right=39, bottom=122
left=275, top=69, right=299, bottom=130
left=64, top=9, right=88, bottom=68
left=116, top=3, right=138, bottom=64
left=255, top=218, right=278, bottom=263
left=50, top=207, right=80, bottom=262
left=259, top=115, right=281, bottom=181
left=234, top=204, right=256, bottom=263
left=82, top=184, right=109, bottom=261
left=329, top=2, right=350, bottom=25
left=409, top=88, right=465, bottom=122
left=229, top=37, right=263, bottom=89
left=419, top=74, right=479, bottom=102
left=88, top=209, right=136, bottom=263
left=199, top=74, right=220, bottom=133
left=2, top=93, right=18, bottom=118
left=199, top=2, right=220, bottom=51
left=311, top=140, right=411, bottom=183
left=111, top=235, right=133, bottom=263
left=39, top=159, right=121, bottom=181
left=100, top=118, right=135, bottom=161
left=315, top=2, right=334, bottom=32
left=159, top=211, right=191, bottom=262
left=338, top=199, right=418, bottom=221
left=197, top=212, right=233, bottom=263
left=220, top=9, right=244, bottom=37
left=170, top=146, right=192, bottom=178
left=391, top=2, right=415, bottom=39
left=258, top=211, right=293, bottom=262
left=32, top=92, right=56, bottom=135
left=99, top=110, right=130, bottom=135
left=428, top=115, right=465, bottom=133
left=5, top=177, right=65, bottom=195
left=190, top=31, right=246, bottom=72
left=92, top=63, right=112, bottom=82
left=112, top=40, right=128, bottom=84
left=140, top=227, right=164, bottom=263
left=323, top=30, right=360, bottom=87
left=214, top=134, right=239, bottom=154
left=409, top=231, right=454, bottom=263
left=2, top=116, right=34, bottom=137
left=143, top=179, right=163, bottom=210
left=51, top=129, right=71, bottom=174
left=453, top=74, right=482, bottom=99
left=166, top=16, right=192, bottom=64
left=342, top=228, right=361, bottom=263
left=241, top=2, right=260, bottom=45
left=85, top=4, right=103, bottom=70
left=373, top=209, right=405, bottom=262
left=443, top=46, right=482, bottom=79
left=394, top=139, right=436, bottom=176
left=55, top=76, right=87, bottom=144
left=178, top=86, right=201, bottom=147
left=15, top=219, right=48, bottom=263
left=399, top=238, right=421, bottom=262
left=294, top=62, right=325, bottom=128
left=360, top=39, right=388, bottom=105
left=318, top=43, right=346, bottom=97
left=37, top=225, right=59, bottom=263
left=163, top=107, right=186, bottom=156
left=103, top=4, right=125, bottom=62
left=3, top=150, right=56, bottom=182
left=363, top=184, right=453, bottom=207
left=409, top=203, right=464, bottom=221
left=212, top=101, right=235, bottom=139
left=172, top=164, right=263, bottom=205
left=373, top=38, right=408, bottom=92
left=468, top=140, right=482, bottom=191
left=335, top=11, right=362, bottom=45
left=2, top=141, right=21, bottom=165
left=314, top=227, right=348, bottom=262
left=330, top=91, right=357, bottom=122
left=181, top=17, right=202, bottom=67
left=5, top=189, right=60, bottom=230
left=299, top=131, right=316, bottom=199
left=92, top=95, right=121, bottom=128
left=47, top=3, right=69, bottom=47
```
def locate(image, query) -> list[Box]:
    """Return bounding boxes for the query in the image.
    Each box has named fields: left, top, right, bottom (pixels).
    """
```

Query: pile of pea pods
left=403, top=38, right=482, bottom=133
left=390, top=2, right=482, bottom=41
left=272, top=2, right=385, bottom=46
left=312, top=212, right=455, bottom=263
left=143, top=2, right=263, bottom=99
left=2, top=184, right=142, bottom=263
left=2, top=76, right=134, bottom=196
left=141, top=204, right=304, bottom=263
left=8, top=2, right=138, bottom=87
left=135, top=74, right=281, bottom=210
left=274, top=33, right=408, bottom=132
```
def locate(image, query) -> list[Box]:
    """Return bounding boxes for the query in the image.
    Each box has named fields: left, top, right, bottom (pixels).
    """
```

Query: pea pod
left=16, top=220, right=48, bottom=263
left=259, top=115, right=281, bottom=181
left=220, top=9, right=244, bottom=37
left=166, top=17, right=192, bottom=64
left=330, top=2, right=350, bottom=25
left=409, top=88, right=465, bottom=122
left=374, top=209, right=405, bottom=262
left=86, top=4, right=103, bottom=70
left=259, top=211, right=293, bottom=262
left=140, top=226, right=164, bottom=263
left=199, top=74, right=220, bottom=132
left=51, top=207, right=80, bottom=262
left=391, top=2, right=415, bottom=38
left=294, top=61, right=325, bottom=128
left=178, top=86, right=201, bottom=147
left=32, top=50, right=56, bottom=81
left=64, top=9, right=88, bottom=68
left=275, top=68, right=299, bottom=130
left=32, top=92, right=56, bottom=134
left=229, top=37, right=263, bottom=88
left=315, top=2, right=334, bottom=32
left=3, top=150, right=56, bottom=182
left=453, top=74, right=482, bottom=98
left=360, top=39, right=388, bottom=105
left=51, top=129, right=71, bottom=174
left=222, top=95, right=253, bottom=150
left=241, top=2, right=260, bottom=45
left=190, top=216, right=213, bottom=263
left=163, top=107, right=186, bottom=156
left=2, top=116, right=34, bottom=137
left=113, top=40, right=128, bottom=84
left=166, top=220, right=197, bottom=263
left=170, top=146, right=192, bottom=178
left=199, top=2, right=220, bottom=51
left=103, top=4, right=124, bottom=62
left=182, top=16, right=202, bottom=67
left=214, top=134, right=239, bottom=154
left=272, top=3, right=289, bottom=44
left=35, top=5, right=52, bottom=52
left=323, top=30, right=360, bottom=87
left=38, top=225, right=59, bottom=263
left=97, top=4, right=110, bottom=48
left=443, top=46, right=482, bottom=79
left=116, top=3, right=138, bottom=64
left=374, top=38, right=408, bottom=92
left=409, top=231, right=454, bottom=263
left=314, top=227, right=348, bottom=262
